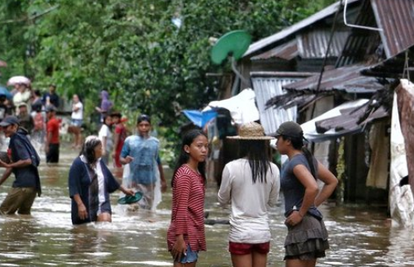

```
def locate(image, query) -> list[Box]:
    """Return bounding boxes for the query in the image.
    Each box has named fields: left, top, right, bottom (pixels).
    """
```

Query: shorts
left=0, top=187, right=37, bottom=215
left=284, top=214, right=330, bottom=260
left=229, top=241, right=270, bottom=255
left=71, top=119, right=83, bottom=127
left=174, top=245, right=198, bottom=264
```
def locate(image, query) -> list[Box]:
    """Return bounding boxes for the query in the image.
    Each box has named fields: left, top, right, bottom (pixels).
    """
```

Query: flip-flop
left=117, top=191, right=143, bottom=204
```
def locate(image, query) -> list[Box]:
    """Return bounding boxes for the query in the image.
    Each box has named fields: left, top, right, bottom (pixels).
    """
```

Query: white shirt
left=80, top=155, right=105, bottom=210
left=98, top=124, right=113, bottom=151
left=218, top=158, right=280, bottom=243
left=71, top=102, right=83, bottom=120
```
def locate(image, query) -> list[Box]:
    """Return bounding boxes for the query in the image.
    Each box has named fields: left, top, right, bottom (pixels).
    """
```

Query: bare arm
left=120, top=155, right=133, bottom=165
left=0, top=167, right=12, bottom=186
left=73, top=193, right=87, bottom=220
left=314, top=161, right=338, bottom=207
left=45, top=131, right=52, bottom=153
left=0, top=158, right=32, bottom=169
left=112, top=132, right=120, bottom=158
left=101, top=136, right=107, bottom=155
left=158, top=162, right=167, bottom=192
left=285, top=164, right=319, bottom=227
left=294, top=164, right=319, bottom=217
left=119, top=185, right=134, bottom=196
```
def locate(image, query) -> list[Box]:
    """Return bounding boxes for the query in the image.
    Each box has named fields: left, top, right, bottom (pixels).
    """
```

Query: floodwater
left=0, top=145, right=413, bottom=267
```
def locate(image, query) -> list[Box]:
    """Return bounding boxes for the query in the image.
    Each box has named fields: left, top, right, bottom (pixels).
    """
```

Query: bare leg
left=97, top=212, right=112, bottom=222
left=173, top=262, right=196, bottom=267
left=252, top=251, right=267, bottom=267
left=286, top=259, right=317, bottom=267
left=74, top=127, right=82, bottom=148
left=231, top=253, right=252, bottom=267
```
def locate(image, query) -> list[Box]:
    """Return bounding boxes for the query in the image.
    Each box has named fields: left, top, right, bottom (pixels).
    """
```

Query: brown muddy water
left=0, top=145, right=413, bottom=267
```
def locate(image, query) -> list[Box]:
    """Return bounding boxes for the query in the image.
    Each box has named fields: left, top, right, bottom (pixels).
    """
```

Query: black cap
left=0, top=116, right=20, bottom=127
left=137, top=114, right=151, bottom=124
left=275, top=121, right=303, bottom=138
left=45, top=105, right=57, bottom=113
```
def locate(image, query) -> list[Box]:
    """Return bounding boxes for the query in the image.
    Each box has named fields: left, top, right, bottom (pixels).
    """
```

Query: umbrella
left=7, top=76, right=31, bottom=86
left=0, top=86, right=12, bottom=99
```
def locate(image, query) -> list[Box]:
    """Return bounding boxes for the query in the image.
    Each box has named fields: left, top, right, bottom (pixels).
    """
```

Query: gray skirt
left=284, top=214, right=330, bottom=260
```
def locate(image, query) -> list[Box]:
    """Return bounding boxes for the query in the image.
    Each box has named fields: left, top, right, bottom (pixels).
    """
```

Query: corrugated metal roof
left=243, top=0, right=360, bottom=58
left=251, top=30, right=350, bottom=61
left=372, top=0, right=414, bottom=58
left=251, top=39, right=298, bottom=61
left=283, top=64, right=385, bottom=92
left=336, top=0, right=382, bottom=67
left=301, top=99, right=388, bottom=142
left=251, top=73, right=310, bottom=135
left=362, top=45, right=414, bottom=77
left=298, top=29, right=350, bottom=58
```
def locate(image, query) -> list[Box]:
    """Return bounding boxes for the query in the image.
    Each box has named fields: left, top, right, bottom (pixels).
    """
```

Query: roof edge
left=243, top=0, right=360, bottom=58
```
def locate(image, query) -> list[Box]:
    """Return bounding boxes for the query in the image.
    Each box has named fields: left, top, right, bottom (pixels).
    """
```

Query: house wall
left=250, top=60, right=296, bottom=73
left=343, top=132, right=388, bottom=205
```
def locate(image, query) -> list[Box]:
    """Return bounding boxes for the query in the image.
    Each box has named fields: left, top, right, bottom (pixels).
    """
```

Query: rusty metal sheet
left=251, top=29, right=350, bottom=61
left=298, top=29, right=350, bottom=59
left=283, top=64, right=383, bottom=92
left=244, top=0, right=360, bottom=58
left=371, top=0, right=414, bottom=58
left=362, top=45, right=414, bottom=78
left=336, top=0, right=381, bottom=67
left=251, top=39, right=298, bottom=61
left=396, top=80, right=414, bottom=196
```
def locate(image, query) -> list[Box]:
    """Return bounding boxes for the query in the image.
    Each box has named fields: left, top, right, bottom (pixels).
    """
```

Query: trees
left=0, top=0, right=335, bottom=134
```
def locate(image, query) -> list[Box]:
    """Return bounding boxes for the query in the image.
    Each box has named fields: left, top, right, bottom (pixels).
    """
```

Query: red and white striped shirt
left=167, top=165, right=206, bottom=251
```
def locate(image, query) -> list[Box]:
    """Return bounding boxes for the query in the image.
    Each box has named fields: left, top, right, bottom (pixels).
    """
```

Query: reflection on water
left=0, top=145, right=413, bottom=266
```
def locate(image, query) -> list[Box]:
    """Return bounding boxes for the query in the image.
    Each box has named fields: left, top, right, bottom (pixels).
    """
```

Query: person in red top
left=45, top=105, right=60, bottom=163
left=111, top=112, right=126, bottom=168
left=167, top=129, right=208, bottom=266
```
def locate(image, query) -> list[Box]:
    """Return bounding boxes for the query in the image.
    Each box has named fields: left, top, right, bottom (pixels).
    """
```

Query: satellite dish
left=210, top=30, right=252, bottom=65
left=210, top=30, right=252, bottom=86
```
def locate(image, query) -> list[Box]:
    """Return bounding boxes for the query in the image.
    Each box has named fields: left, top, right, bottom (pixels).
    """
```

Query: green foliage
left=0, top=0, right=336, bottom=159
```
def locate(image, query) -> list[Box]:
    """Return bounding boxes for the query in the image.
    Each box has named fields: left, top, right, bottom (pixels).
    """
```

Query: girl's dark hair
left=171, top=129, right=207, bottom=187
left=103, top=115, right=112, bottom=126
left=75, top=94, right=83, bottom=103
left=137, top=114, right=151, bottom=124
left=79, top=136, right=102, bottom=164
left=239, top=140, right=271, bottom=183
left=285, top=135, right=316, bottom=179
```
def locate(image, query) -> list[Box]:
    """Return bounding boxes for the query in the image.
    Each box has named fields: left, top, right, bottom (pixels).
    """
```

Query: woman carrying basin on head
left=68, top=135, right=134, bottom=225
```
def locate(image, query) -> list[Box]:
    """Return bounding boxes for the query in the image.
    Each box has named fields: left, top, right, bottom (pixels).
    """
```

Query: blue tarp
left=182, top=109, right=217, bottom=128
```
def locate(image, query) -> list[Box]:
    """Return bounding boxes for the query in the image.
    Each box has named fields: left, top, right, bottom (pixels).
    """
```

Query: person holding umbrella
left=12, top=83, right=31, bottom=115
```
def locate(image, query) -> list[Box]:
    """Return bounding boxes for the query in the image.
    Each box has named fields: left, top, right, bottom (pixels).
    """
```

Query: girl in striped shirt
left=167, top=129, right=208, bottom=266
